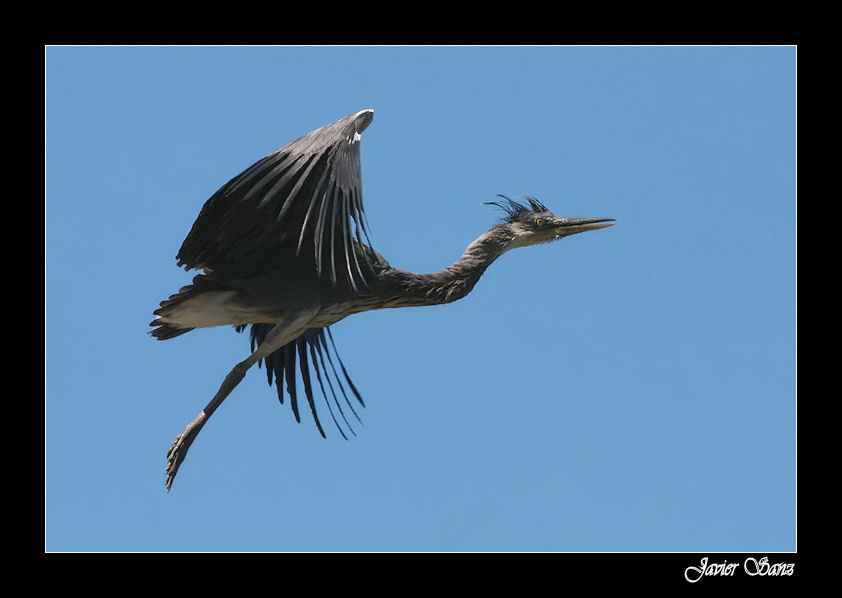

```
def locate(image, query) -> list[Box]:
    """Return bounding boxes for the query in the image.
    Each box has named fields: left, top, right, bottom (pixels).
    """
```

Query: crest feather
left=484, top=194, right=549, bottom=223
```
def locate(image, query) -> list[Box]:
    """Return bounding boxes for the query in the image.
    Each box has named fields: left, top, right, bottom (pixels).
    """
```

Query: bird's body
left=152, top=109, right=614, bottom=489
left=154, top=229, right=503, bottom=336
left=152, top=242, right=387, bottom=335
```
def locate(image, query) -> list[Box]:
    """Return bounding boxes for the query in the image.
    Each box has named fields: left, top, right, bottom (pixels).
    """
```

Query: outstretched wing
left=176, top=109, right=376, bottom=292
left=238, top=323, right=365, bottom=439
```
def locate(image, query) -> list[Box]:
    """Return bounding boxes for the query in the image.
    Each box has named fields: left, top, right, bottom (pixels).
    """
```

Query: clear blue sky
left=45, top=46, right=796, bottom=552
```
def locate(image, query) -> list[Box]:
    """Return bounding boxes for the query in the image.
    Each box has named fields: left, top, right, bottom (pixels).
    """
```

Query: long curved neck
left=380, top=225, right=515, bottom=306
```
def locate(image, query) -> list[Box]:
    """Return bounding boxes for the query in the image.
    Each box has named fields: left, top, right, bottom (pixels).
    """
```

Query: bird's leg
left=165, top=305, right=319, bottom=490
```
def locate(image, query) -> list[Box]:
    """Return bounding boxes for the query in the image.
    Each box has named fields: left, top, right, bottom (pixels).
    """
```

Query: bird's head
left=486, top=195, right=615, bottom=250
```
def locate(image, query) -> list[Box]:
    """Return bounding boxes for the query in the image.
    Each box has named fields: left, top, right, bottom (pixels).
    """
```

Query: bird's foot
left=165, top=417, right=202, bottom=491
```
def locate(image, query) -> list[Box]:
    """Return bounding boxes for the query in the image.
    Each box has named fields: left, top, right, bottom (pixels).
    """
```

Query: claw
left=166, top=424, right=199, bottom=490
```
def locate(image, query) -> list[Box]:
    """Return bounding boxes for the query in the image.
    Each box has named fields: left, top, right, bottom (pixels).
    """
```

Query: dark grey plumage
left=240, top=323, right=364, bottom=440
left=176, top=109, right=375, bottom=291
left=485, top=194, right=549, bottom=220
left=152, top=109, right=614, bottom=490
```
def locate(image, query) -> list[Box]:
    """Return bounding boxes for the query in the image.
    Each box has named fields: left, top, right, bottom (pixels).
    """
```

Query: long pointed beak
left=554, top=217, right=616, bottom=236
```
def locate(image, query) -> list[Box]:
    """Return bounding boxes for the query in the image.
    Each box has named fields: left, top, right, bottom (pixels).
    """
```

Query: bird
left=151, top=108, right=615, bottom=490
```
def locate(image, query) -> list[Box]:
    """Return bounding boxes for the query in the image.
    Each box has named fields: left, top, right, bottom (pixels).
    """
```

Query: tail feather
left=149, top=321, right=194, bottom=340
left=149, top=274, right=239, bottom=340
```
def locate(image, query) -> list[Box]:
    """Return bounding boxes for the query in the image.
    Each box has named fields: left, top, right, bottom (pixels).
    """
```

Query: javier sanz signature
left=684, top=556, right=795, bottom=582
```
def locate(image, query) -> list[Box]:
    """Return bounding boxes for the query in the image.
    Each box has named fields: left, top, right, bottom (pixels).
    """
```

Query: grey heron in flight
left=151, top=109, right=614, bottom=490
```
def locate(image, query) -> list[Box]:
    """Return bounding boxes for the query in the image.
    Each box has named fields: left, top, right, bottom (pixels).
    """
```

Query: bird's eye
left=536, top=218, right=544, bottom=227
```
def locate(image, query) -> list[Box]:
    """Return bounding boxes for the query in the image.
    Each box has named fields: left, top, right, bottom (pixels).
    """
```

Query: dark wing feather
left=240, top=323, right=365, bottom=439
left=177, top=109, right=375, bottom=292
